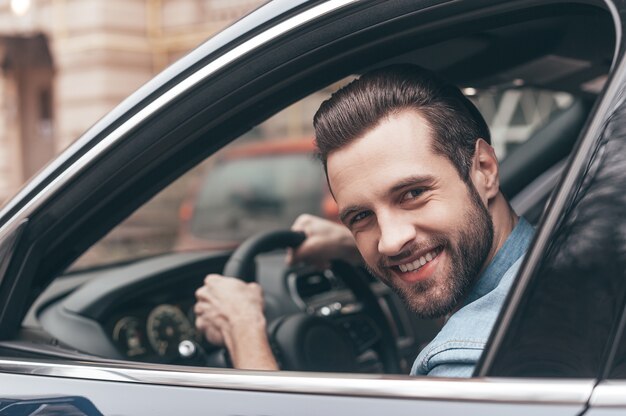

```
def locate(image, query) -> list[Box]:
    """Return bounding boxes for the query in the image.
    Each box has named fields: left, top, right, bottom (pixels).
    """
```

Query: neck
left=485, top=192, right=518, bottom=268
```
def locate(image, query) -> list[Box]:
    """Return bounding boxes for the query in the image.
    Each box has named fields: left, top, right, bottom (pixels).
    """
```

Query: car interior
left=0, top=2, right=617, bottom=376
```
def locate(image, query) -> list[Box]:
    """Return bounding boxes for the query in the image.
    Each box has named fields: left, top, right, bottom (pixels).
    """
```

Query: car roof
left=373, top=6, right=615, bottom=96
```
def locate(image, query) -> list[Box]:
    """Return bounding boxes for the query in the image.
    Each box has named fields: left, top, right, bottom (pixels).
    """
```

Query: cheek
left=353, top=230, right=380, bottom=265
left=417, top=198, right=466, bottom=233
left=413, top=198, right=467, bottom=240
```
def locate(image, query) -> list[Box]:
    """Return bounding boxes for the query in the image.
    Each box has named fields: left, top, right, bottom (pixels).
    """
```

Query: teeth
left=398, top=249, right=439, bottom=273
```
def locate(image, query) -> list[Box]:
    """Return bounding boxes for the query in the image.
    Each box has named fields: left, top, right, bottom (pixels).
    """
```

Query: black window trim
left=477, top=0, right=623, bottom=377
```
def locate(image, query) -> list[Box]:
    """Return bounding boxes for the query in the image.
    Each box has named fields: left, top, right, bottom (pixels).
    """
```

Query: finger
left=289, top=246, right=310, bottom=265
left=288, top=245, right=310, bottom=265
left=195, top=313, right=212, bottom=331
left=203, top=326, right=225, bottom=347
left=291, top=213, right=312, bottom=232
left=196, top=316, right=224, bottom=345
left=204, top=273, right=223, bottom=284
left=195, top=286, right=207, bottom=301
left=195, top=285, right=216, bottom=302
left=291, top=238, right=317, bottom=261
left=194, top=315, right=204, bottom=330
left=193, top=302, right=207, bottom=315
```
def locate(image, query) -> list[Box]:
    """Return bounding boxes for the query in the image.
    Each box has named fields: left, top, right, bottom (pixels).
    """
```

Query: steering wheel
left=221, top=229, right=401, bottom=373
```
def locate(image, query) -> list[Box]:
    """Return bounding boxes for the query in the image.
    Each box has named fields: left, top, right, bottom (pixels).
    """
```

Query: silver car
left=0, top=0, right=624, bottom=414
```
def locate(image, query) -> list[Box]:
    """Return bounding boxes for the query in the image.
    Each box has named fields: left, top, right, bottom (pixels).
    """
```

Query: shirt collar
left=463, top=217, right=534, bottom=304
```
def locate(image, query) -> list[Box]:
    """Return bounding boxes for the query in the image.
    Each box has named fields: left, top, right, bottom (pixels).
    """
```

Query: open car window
left=51, top=80, right=583, bottom=375
left=70, top=85, right=574, bottom=271
left=70, top=86, right=334, bottom=270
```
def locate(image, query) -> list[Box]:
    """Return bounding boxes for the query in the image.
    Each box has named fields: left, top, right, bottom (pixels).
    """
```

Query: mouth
left=390, top=246, right=443, bottom=283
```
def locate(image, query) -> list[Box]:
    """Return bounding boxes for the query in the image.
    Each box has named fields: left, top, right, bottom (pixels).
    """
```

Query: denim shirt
left=410, top=217, right=535, bottom=377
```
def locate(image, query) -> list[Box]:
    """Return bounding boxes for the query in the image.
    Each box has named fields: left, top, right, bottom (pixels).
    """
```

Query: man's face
left=328, top=110, right=494, bottom=318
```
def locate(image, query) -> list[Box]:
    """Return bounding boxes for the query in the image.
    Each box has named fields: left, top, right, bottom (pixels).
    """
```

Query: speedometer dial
left=146, top=304, right=194, bottom=357
left=113, top=316, right=146, bottom=357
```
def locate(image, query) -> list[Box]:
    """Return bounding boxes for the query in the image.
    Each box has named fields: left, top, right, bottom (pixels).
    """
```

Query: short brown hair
left=314, top=64, right=490, bottom=182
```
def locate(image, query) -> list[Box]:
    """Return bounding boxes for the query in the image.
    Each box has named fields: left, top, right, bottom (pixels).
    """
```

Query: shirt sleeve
left=426, top=363, right=475, bottom=378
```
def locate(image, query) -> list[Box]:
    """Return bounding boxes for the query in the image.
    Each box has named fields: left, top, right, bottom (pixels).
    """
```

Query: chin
left=390, top=279, right=458, bottom=318
left=404, top=293, right=459, bottom=319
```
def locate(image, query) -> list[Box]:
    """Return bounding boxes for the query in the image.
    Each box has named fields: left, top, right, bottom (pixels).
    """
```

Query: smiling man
left=194, top=64, right=535, bottom=376
left=327, top=109, right=496, bottom=319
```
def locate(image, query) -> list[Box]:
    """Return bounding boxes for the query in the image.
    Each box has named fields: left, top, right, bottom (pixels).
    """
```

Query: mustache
left=376, top=236, right=448, bottom=269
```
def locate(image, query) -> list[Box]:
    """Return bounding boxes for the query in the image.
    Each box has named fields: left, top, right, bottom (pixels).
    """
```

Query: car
left=0, top=0, right=625, bottom=414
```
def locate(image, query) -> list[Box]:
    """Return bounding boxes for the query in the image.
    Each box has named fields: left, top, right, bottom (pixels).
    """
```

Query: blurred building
left=0, top=0, right=263, bottom=202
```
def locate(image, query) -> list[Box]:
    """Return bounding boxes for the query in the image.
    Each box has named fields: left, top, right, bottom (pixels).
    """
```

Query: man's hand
left=194, top=274, right=278, bottom=370
left=193, top=214, right=358, bottom=370
left=287, top=214, right=361, bottom=268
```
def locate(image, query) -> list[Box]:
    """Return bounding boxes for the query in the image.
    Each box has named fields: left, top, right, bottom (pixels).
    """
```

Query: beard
left=367, top=182, right=494, bottom=318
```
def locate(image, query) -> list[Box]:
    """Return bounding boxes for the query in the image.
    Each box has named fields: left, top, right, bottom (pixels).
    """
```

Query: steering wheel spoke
left=336, top=313, right=382, bottom=354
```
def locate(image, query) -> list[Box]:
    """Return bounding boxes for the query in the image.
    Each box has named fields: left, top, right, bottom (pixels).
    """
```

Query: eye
left=402, top=188, right=425, bottom=201
left=350, top=210, right=371, bottom=225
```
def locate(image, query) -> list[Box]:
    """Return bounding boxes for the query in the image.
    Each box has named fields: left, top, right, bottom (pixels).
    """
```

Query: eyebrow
left=338, top=174, right=437, bottom=225
left=388, top=174, right=437, bottom=194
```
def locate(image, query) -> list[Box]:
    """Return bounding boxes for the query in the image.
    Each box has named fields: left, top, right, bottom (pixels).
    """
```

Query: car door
left=479, top=48, right=626, bottom=412
left=0, top=0, right=623, bottom=415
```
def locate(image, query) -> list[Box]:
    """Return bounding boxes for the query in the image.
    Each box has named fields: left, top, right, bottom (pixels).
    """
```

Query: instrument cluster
left=109, top=302, right=198, bottom=362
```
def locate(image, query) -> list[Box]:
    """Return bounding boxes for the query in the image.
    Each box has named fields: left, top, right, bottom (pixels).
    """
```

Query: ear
left=469, top=139, right=500, bottom=205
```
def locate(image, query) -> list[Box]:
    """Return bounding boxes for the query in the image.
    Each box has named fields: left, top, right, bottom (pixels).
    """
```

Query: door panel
left=0, top=356, right=594, bottom=416
left=586, top=382, right=626, bottom=416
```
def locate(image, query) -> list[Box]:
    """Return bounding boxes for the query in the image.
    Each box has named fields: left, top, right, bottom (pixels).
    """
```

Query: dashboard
left=28, top=250, right=435, bottom=373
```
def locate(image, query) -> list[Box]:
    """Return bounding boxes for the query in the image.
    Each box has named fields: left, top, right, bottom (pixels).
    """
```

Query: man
left=194, top=64, right=534, bottom=376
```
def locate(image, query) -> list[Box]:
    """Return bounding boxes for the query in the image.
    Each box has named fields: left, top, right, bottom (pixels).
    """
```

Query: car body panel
left=0, top=395, right=104, bottom=416
left=586, top=382, right=626, bottom=415
left=0, top=363, right=592, bottom=416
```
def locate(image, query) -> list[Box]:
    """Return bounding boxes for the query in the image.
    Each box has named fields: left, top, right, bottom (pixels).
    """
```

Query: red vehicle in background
left=176, top=138, right=338, bottom=251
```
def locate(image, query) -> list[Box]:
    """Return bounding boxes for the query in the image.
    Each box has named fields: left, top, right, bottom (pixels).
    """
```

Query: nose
left=377, top=211, right=416, bottom=257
